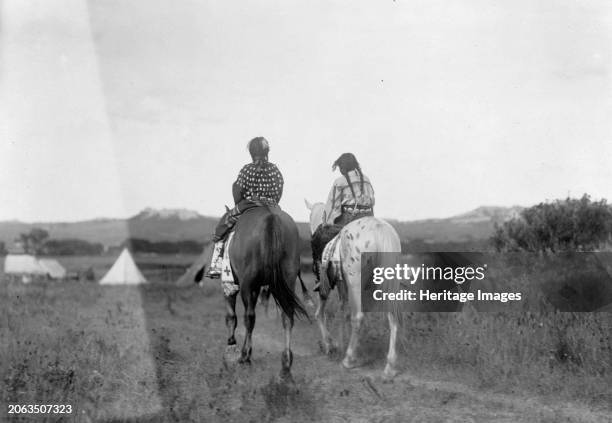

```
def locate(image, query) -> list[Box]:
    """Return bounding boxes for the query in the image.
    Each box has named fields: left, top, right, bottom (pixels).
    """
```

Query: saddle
left=318, top=234, right=343, bottom=297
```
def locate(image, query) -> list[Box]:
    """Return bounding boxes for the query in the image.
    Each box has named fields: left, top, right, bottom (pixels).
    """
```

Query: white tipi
left=100, top=248, right=147, bottom=285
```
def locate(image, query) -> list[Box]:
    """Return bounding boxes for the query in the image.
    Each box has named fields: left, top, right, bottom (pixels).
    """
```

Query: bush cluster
left=492, top=194, right=612, bottom=252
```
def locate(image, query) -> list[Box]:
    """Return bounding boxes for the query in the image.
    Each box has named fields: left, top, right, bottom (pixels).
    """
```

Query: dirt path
left=176, top=293, right=610, bottom=423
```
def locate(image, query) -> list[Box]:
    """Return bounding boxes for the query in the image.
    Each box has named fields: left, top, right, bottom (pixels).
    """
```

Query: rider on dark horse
left=311, top=153, right=375, bottom=288
left=206, top=137, right=284, bottom=279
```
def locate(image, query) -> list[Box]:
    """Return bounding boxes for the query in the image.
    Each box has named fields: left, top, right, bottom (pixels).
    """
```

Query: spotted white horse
left=305, top=200, right=402, bottom=379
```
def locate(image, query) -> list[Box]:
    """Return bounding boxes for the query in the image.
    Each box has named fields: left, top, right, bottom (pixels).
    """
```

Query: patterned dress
left=213, top=160, right=284, bottom=241
left=235, top=161, right=283, bottom=204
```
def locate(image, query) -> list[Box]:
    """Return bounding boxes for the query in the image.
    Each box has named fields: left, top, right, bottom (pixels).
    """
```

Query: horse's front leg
left=298, top=271, right=315, bottom=308
left=316, top=293, right=336, bottom=355
left=280, top=311, right=294, bottom=381
left=225, top=292, right=238, bottom=346
left=239, top=287, right=258, bottom=364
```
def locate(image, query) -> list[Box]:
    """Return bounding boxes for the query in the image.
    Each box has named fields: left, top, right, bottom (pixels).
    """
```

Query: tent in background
left=176, top=243, right=213, bottom=286
left=4, top=254, right=48, bottom=276
left=39, top=259, right=67, bottom=279
left=100, top=248, right=147, bottom=285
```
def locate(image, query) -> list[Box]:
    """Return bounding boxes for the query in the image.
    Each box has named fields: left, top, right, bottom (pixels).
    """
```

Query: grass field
left=1, top=254, right=612, bottom=422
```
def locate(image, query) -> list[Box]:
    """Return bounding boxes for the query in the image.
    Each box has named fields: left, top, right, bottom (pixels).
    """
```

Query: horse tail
left=262, top=213, right=309, bottom=321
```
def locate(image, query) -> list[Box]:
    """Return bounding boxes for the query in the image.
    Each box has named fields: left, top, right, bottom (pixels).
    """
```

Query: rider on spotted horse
left=311, top=153, right=375, bottom=291
left=206, top=137, right=284, bottom=280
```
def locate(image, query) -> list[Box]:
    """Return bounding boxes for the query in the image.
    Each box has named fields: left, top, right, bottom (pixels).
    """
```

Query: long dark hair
left=332, top=153, right=364, bottom=200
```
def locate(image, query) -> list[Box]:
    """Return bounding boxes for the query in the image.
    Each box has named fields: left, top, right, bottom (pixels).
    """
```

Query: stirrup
left=205, top=268, right=222, bottom=279
left=313, top=281, right=321, bottom=292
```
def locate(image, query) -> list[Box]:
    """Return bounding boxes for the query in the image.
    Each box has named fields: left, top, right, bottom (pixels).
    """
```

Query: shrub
left=492, top=194, right=612, bottom=253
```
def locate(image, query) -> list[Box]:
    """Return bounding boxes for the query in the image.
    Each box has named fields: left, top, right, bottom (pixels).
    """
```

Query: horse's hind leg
left=383, top=312, right=399, bottom=380
left=225, top=293, right=238, bottom=346
left=239, top=287, right=258, bottom=364
left=316, top=293, right=336, bottom=355
left=342, top=307, right=364, bottom=369
left=342, top=274, right=364, bottom=369
left=280, top=311, right=294, bottom=381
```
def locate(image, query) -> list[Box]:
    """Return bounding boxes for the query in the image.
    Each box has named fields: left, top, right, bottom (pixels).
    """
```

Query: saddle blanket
left=320, top=234, right=342, bottom=295
left=221, top=232, right=238, bottom=296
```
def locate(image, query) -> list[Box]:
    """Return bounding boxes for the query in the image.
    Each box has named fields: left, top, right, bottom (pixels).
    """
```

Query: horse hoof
left=238, top=356, right=251, bottom=365
left=342, top=356, right=361, bottom=369
left=382, top=364, right=399, bottom=381
left=223, top=345, right=241, bottom=364
left=318, top=340, right=336, bottom=356
left=279, top=369, right=295, bottom=385
left=326, top=342, right=338, bottom=357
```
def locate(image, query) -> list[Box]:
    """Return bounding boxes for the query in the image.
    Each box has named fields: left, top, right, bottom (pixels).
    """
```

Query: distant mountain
left=126, top=208, right=218, bottom=242
left=133, top=207, right=202, bottom=220
left=448, top=206, right=523, bottom=224
left=0, top=206, right=524, bottom=249
left=387, top=205, right=523, bottom=244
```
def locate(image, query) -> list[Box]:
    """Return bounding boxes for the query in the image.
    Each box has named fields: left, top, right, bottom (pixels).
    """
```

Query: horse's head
left=304, top=199, right=325, bottom=235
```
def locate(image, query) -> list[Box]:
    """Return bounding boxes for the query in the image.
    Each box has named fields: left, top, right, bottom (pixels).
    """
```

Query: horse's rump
left=230, top=207, right=308, bottom=319
left=337, top=217, right=402, bottom=315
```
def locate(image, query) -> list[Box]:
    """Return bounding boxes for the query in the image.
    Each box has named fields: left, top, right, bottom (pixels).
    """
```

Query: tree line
left=5, top=229, right=208, bottom=256
left=121, top=238, right=206, bottom=255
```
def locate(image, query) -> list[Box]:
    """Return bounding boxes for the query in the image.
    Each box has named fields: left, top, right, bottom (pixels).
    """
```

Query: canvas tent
left=39, top=259, right=67, bottom=279
left=4, top=254, right=48, bottom=276
left=176, top=243, right=213, bottom=286
left=3, top=254, right=66, bottom=281
left=100, top=248, right=147, bottom=285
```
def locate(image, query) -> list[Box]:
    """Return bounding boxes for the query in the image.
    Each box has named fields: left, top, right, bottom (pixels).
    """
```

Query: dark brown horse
left=220, top=206, right=308, bottom=378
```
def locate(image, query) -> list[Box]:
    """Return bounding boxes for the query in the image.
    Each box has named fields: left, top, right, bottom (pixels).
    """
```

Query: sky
left=1, top=0, right=611, bottom=223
